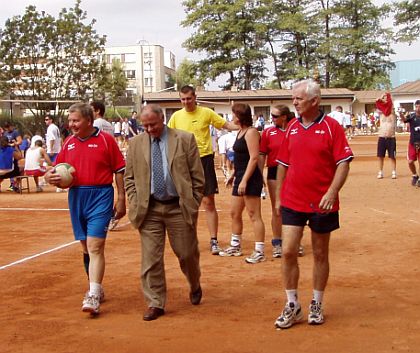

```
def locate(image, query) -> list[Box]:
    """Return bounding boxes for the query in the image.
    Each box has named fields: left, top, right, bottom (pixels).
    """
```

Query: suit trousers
left=139, top=199, right=201, bottom=309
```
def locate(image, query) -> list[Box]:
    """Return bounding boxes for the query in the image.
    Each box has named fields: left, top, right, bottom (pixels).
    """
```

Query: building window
left=145, top=77, right=153, bottom=86
left=320, top=105, right=331, bottom=114
left=126, top=70, right=136, bottom=79
left=254, top=106, right=270, bottom=120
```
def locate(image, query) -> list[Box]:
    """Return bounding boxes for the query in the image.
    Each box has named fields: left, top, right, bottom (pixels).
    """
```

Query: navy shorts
left=281, top=206, right=340, bottom=234
left=377, top=137, right=396, bottom=158
left=201, top=154, right=219, bottom=196
left=267, top=166, right=277, bottom=180
left=69, top=185, right=114, bottom=240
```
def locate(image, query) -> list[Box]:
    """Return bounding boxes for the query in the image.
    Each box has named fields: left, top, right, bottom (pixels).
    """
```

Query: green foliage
left=182, top=0, right=267, bottom=90
left=394, top=0, right=420, bottom=43
left=181, top=0, right=395, bottom=90
left=175, top=58, right=204, bottom=88
left=103, top=59, right=128, bottom=108
left=104, top=107, right=132, bottom=119
left=0, top=0, right=106, bottom=125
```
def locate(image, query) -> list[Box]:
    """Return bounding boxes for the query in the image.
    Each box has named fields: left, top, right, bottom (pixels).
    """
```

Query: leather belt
left=150, top=196, right=179, bottom=205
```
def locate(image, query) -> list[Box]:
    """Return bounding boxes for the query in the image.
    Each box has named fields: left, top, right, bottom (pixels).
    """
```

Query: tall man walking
left=274, top=79, right=353, bottom=329
left=167, top=85, right=237, bottom=255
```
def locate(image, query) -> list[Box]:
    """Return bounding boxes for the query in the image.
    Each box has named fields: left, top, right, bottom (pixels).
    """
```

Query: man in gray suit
left=125, top=104, right=205, bottom=321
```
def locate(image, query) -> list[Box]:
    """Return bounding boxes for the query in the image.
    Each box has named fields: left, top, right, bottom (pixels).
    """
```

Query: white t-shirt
left=25, top=146, right=43, bottom=170
left=93, top=117, right=114, bottom=136
left=46, top=124, right=61, bottom=154
left=329, top=111, right=345, bottom=126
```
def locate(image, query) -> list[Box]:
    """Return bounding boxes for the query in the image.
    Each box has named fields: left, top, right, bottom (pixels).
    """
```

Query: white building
left=104, top=44, right=176, bottom=105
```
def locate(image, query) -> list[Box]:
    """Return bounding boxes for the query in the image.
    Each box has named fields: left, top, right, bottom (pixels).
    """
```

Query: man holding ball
left=45, top=102, right=126, bottom=315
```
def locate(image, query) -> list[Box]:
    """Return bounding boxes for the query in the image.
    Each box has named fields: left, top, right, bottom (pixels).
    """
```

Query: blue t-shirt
left=0, top=146, right=14, bottom=171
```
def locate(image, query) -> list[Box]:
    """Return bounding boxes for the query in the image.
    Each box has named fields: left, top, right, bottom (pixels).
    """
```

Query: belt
left=150, top=196, right=179, bottom=205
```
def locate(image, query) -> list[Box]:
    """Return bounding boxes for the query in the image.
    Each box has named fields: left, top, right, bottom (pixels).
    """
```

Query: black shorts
left=377, top=137, right=396, bottom=158
left=281, top=206, right=340, bottom=234
left=201, top=154, right=218, bottom=196
left=267, top=166, right=277, bottom=180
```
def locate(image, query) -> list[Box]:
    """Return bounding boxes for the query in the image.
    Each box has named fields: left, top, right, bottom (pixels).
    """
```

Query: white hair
left=292, top=79, right=321, bottom=99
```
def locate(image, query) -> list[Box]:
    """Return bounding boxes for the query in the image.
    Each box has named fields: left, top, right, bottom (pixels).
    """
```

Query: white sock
left=230, top=234, right=241, bottom=247
left=285, top=289, right=298, bottom=304
left=89, top=282, right=102, bottom=297
left=313, top=289, right=324, bottom=303
left=255, top=242, right=265, bottom=253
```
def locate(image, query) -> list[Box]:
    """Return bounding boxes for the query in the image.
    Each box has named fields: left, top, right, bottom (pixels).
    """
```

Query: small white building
left=104, top=44, right=176, bottom=105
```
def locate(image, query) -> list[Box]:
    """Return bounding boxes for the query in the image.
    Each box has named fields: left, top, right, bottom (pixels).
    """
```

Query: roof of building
left=392, top=80, right=420, bottom=95
left=144, top=88, right=355, bottom=102
left=353, top=90, right=385, bottom=103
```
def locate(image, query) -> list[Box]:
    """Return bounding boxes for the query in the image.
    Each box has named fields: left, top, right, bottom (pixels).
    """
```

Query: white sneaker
left=82, top=294, right=100, bottom=314
left=219, top=246, right=242, bottom=257
left=274, top=302, right=303, bottom=329
left=377, top=171, right=384, bottom=179
left=272, top=245, right=282, bottom=258
left=308, top=300, right=324, bottom=325
left=245, top=251, right=266, bottom=264
left=391, top=171, right=397, bottom=179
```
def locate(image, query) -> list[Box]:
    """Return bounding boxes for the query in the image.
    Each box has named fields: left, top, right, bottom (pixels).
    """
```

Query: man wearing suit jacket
left=125, top=104, right=205, bottom=321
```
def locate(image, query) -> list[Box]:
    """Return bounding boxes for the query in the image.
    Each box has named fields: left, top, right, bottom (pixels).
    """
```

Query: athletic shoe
left=84, top=287, right=105, bottom=304
left=210, top=239, right=222, bottom=255
left=261, top=189, right=266, bottom=200
left=245, top=251, right=266, bottom=264
left=411, top=175, right=419, bottom=186
left=308, top=300, right=324, bottom=325
left=377, top=171, right=384, bottom=179
left=36, top=186, right=43, bottom=193
left=298, top=245, right=304, bottom=257
left=272, top=244, right=282, bottom=258
left=82, top=294, right=100, bottom=314
left=219, top=246, right=242, bottom=257
left=108, top=216, right=120, bottom=231
left=274, top=302, right=303, bottom=329
left=391, top=171, right=397, bottom=179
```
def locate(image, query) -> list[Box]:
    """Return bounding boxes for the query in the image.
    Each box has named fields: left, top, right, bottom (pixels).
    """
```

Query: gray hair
left=292, top=79, right=321, bottom=99
left=68, top=103, right=94, bottom=123
left=141, top=104, right=164, bottom=119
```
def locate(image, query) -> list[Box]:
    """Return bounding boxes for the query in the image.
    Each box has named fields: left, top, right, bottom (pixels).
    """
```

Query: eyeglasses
left=271, top=113, right=281, bottom=119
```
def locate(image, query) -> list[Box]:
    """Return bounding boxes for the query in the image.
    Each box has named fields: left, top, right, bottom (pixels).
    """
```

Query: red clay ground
left=1, top=134, right=419, bottom=353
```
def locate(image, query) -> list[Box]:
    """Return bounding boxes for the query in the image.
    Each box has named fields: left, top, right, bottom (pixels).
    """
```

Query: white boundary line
left=0, top=241, right=78, bottom=271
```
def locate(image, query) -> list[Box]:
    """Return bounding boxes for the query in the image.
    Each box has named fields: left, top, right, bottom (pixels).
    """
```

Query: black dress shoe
left=190, top=286, right=202, bottom=305
left=143, top=307, right=165, bottom=321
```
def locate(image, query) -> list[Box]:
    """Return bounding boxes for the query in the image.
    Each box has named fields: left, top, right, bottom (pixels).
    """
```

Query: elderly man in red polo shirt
left=274, top=79, right=354, bottom=329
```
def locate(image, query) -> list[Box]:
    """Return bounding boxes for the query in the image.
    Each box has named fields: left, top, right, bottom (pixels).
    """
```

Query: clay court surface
left=1, top=134, right=419, bottom=353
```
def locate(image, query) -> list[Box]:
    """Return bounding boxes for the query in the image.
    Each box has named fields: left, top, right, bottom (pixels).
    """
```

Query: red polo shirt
left=276, top=114, right=353, bottom=213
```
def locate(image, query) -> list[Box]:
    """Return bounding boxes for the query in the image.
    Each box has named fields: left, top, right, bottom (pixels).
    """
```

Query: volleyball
left=54, top=163, right=75, bottom=189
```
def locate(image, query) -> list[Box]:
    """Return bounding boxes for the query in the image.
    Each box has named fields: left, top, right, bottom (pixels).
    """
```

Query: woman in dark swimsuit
left=220, top=103, right=266, bottom=264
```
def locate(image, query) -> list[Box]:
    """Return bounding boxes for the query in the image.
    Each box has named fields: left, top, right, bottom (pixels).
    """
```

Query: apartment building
left=104, top=44, right=176, bottom=105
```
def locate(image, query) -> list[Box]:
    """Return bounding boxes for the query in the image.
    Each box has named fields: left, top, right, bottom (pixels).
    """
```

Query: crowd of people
left=1, top=80, right=420, bottom=330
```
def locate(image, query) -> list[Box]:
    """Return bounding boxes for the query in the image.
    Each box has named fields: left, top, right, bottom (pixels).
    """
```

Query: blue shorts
left=281, top=206, right=339, bottom=234
left=48, top=153, right=58, bottom=163
left=226, top=150, right=235, bottom=162
left=68, top=185, right=114, bottom=240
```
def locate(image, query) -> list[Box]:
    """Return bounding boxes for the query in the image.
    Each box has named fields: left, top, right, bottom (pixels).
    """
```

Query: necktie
left=152, top=138, right=166, bottom=199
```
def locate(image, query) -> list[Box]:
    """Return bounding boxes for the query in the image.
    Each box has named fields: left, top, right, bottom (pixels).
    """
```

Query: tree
left=175, top=58, right=204, bottom=88
left=329, top=0, right=395, bottom=90
left=0, top=0, right=106, bottom=121
left=182, top=0, right=267, bottom=90
left=394, top=0, right=420, bottom=43
left=104, top=59, right=128, bottom=110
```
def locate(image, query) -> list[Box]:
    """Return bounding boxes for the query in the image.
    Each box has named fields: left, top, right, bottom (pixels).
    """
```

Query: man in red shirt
left=46, top=102, right=126, bottom=316
left=274, top=79, right=353, bottom=329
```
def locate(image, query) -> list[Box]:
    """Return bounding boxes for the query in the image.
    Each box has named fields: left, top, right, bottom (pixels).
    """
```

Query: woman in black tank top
left=220, top=103, right=266, bottom=263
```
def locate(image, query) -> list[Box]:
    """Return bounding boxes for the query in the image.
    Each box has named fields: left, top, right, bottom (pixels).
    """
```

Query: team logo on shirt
left=315, top=130, right=325, bottom=134
left=290, top=128, right=298, bottom=135
left=68, top=143, right=75, bottom=151
left=88, top=144, right=98, bottom=148
left=269, top=130, right=278, bottom=136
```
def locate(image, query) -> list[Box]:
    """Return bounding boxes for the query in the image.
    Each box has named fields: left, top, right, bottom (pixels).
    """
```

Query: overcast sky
left=1, top=0, right=419, bottom=88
